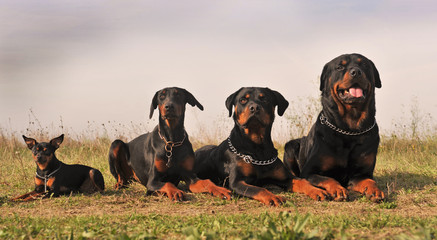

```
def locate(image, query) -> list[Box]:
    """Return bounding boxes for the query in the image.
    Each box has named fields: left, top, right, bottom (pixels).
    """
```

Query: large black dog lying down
left=194, top=87, right=329, bottom=206
left=284, top=53, right=385, bottom=202
left=108, top=87, right=231, bottom=202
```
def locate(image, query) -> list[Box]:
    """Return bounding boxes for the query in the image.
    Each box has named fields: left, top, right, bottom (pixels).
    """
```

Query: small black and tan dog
left=108, top=87, right=231, bottom=201
left=194, top=87, right=328, bottom=206
left=283, top=53, right=385, bottom=202
left=12, top=134, right=105, bottom=201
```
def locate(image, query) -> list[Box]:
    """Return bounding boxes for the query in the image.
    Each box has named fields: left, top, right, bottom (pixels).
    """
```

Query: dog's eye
left=336, top=65, right=345, bottom=71
left=259, top=95, right=267, bottom=102
left=239, top=98, right=248, bottom=104
left=159, top=94, right=166, bottom=100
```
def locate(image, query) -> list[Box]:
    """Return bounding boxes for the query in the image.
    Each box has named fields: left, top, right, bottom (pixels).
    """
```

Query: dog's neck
left=232, top=124, right=274, bottom=147
left=322, top=93, right=376, bottom=130
left=36, top=157, right=61, bottom=176
left=230, top=125, right=277, bottom=160
left=158, top=117, right=185, bottom=142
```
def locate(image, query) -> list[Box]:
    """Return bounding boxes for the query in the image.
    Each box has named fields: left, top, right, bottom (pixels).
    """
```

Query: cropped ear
left=270, top=89, right=289, bottom=116
left=149, top=90, right=159, bottom=119
left=50, top=134, right=64, bottom=149
left=22, top=135, right=37, bottom=150
left=181, top=88, right=204, bottom=111
left=320, top=63, right=330, bottom=92
left=369, top=60, right=381, bottom=88
left=225, top=88, right=243, bottom=117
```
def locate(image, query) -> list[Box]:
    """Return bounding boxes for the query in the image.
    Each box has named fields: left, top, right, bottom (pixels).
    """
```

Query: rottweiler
left=283, top=53, right=385, bottom=202
left=12, top=134, right=105, bottom=201
left=194, top=87, right=328, bottom=206
left=108, top=87, right=231, bottom=201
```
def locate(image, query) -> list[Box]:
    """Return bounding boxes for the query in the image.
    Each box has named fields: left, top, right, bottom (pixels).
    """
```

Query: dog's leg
left=109, top=140, right=133, bottom=189
left=188, top=179, right=232, bottom=200
left=283, top=139, right=302, bottom=176
left=80, top=169, right=105, bottom=194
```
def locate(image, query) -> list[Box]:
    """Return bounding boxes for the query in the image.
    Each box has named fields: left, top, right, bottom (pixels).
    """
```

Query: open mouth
left=338, top=87, right=366, bottom=103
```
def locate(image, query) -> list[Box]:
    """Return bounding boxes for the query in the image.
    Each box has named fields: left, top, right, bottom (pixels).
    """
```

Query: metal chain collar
left=319, top=113, right=376, bottom=136
left=35, top=165, right=61, bottom=192
left=158, top=126, right=186, bottom=167
left=227, top=137, right=277, bottom=166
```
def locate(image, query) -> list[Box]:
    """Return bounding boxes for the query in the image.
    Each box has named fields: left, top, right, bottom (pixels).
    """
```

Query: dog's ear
left=320, top=63, right=331, bottom=92
left=50, top=134, right=64, bottom=149
left=181, top=88, right=204, bottom=111
left=225, top=88, right=243, bottom=117
left=369, top=60, right=381, bottom=88
left=22, top=135, right=37, bottom=150
left=270, top=89, right=289, bottom=116
left=149, top=90, right=160, bottom=119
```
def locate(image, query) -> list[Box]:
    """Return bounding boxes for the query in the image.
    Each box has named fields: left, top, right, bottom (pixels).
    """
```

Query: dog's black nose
left=164, top=104, right=174, bottom=110
left=350, top=68, right=361, bottom=77
left=249, top=104, right=260, bottom=113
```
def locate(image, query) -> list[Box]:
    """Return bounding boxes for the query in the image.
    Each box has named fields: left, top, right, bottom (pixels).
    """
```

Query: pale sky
left=1, top=0, right=436, bottom=141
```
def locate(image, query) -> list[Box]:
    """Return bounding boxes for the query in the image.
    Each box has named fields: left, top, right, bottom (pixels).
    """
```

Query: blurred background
left=1, top=0, right=436, bottom=142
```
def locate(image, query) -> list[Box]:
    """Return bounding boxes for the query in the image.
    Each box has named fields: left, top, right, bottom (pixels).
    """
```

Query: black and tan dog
left=283, top=53, right=385, bottom=202
left=108, top=87, right=231, bottom=201
left=12, top=134, right=104, bottom=201
left=194, top=87, right=328, bottom=206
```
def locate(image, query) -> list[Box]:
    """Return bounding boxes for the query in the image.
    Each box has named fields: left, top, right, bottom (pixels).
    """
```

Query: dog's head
left=226, top=87, right=288, bottom=144
left=320, top=54, right=381, bottom=128
left=22, top=134, right=64, bottom=171
left=150, top=87, right=203, bottom=128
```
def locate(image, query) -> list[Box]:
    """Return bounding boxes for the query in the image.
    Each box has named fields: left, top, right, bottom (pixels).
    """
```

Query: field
left=0, top=116, right=436, bottom=239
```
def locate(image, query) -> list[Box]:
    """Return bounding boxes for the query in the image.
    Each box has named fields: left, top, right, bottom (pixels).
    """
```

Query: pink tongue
left=349, top=88, right=363, bottom=98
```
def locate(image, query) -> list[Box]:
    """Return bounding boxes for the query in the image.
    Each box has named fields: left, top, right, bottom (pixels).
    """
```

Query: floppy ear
left=370, top=60, right=382, bottom=88
left=225, top=88, right=243, bottom=117
left=181, top=88, right=204, bottom=111
left=149, top=91, right=159, bottom=119
left=271, top=89, right=289, bottom=116
left=50, top=134, right=64, bottom=149
left=319, top=63, right=330, bottom=92
left=23, top=135, right=37, bottom=150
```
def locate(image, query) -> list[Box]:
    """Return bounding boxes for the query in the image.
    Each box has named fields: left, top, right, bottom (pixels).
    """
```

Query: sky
left=1, top=0, right=437, bottom=141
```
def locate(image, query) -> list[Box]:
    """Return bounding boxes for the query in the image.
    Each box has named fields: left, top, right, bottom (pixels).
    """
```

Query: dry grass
left=0, top=107, right=436, bottom=239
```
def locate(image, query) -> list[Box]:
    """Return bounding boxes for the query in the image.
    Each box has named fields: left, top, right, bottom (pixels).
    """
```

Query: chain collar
left=227, top=137, right=277, bottom=165
left=319, top=113, right=376, bottom=136
left=36, top=164, right=61, bottom=192
left=158, top=125, right=186, bottom=167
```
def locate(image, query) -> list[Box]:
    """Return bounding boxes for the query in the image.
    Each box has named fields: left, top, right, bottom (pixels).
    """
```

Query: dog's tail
left=283, top=138, right=302, bottom=177
left=108, top=139, right=131, bottom=189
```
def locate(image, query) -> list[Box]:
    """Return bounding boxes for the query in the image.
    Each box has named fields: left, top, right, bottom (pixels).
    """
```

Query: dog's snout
left=164, top=103, right=174, bottom=110
left=249, top=104, right=260, bottom=113
left=350, top=68, right=361, bottom=77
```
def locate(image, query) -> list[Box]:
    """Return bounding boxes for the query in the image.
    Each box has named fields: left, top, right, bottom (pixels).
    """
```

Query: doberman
left=194, top=87, right=328, bottom=206
left=108, top=87, right=231, bottom=201
left=284, top=53, right=385, bottom=202
left=12, top=134, right=105, bottom=201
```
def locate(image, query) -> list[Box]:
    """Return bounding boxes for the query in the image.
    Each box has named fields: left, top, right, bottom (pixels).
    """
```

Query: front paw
left=210, top=186, right=232, bottom=200
left=254, top=190, right=286, bottom=206
left=167, top=189, right=185, bottom=202
left=350, top=179, right=385, bottom=202
left=325, top=185, right=348, bottom=201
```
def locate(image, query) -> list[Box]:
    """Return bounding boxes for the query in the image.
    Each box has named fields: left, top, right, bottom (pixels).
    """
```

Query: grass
left=0, top=111, right=436, bottom=239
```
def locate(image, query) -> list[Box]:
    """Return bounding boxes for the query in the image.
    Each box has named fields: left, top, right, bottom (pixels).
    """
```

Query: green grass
left=0, top=123, right=436, bottom=239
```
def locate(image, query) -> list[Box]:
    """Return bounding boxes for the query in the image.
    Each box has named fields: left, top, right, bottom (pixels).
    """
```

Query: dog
left=108, top=87, right=231, bottom=202
left=283, top=53, right=385, bottom=202
left=194, top=87, right=328, bottom=206
left=12, top=134, right=105, bottom=201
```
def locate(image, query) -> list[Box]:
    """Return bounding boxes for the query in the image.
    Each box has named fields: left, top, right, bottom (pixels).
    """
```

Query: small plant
left=378, top=201, right=398, bottom=209
left=256, top=212, right=324, bottom=240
